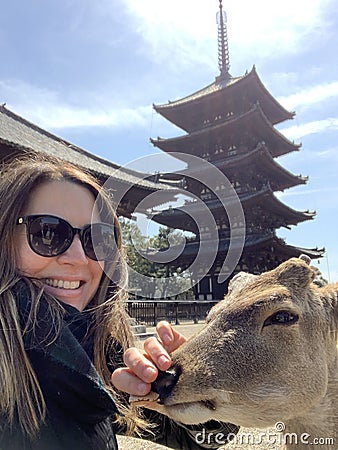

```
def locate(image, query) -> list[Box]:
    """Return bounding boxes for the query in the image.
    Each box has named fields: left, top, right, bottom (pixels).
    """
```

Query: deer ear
left=228, top=272, right=257, bottom=295
left=273, top=255, right=315, bottom=291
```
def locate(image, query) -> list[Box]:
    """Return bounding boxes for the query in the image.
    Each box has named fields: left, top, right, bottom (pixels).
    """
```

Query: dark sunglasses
left=17, top=214, right=118, bottom=261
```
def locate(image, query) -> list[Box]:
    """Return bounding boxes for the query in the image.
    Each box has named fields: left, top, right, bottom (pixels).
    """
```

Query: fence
left=126, top=300, right=218, bottom=326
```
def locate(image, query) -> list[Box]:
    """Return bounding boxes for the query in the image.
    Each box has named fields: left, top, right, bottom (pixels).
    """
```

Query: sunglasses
left=17, top=214, right=118, bottom=261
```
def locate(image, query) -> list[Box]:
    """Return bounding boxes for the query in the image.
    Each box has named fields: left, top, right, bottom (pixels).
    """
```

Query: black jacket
left=0, top=281, right=238, bottom=449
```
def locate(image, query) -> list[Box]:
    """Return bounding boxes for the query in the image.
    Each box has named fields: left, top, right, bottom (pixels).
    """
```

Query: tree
left=312, top=265, right=328, bottom=287
left=119, top=219, right=194, bottom=299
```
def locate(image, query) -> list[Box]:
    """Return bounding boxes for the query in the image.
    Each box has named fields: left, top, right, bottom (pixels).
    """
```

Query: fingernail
left=162, top=333, right=172, bottom=344
left=137, top=382, right=149, bottom=396
left=144, top=366, right=157, bottom=378
left=158, top=355, right=170, bottom=367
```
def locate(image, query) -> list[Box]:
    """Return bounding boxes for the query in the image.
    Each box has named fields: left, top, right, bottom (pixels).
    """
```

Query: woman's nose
left=57, top=235, right=88, bottom=264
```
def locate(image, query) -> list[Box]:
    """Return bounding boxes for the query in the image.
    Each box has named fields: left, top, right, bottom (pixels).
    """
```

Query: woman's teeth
left=45, top=279, right=80, bottom=290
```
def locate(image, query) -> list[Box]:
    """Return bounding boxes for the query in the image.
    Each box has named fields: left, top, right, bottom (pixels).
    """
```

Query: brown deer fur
left=153, top=256, right=338, bottom=449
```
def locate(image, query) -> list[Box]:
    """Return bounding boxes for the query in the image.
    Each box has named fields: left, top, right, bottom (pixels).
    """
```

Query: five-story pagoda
left=150, top=1, right=323, bottom=300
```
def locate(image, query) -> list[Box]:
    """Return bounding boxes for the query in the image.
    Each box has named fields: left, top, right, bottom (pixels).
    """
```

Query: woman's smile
left=44, top=279, right=81, bottom=290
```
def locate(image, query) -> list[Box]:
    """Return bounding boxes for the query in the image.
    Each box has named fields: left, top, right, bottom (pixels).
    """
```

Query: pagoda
left=149, top=0, right=323, bottom=300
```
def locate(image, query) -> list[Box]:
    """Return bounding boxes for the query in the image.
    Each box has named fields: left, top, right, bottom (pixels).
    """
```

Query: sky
left=1, top=0, right=337, bottom=282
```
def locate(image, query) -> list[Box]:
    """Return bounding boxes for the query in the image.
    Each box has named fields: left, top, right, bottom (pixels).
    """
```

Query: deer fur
left=153, top=256, right=338, bottom=449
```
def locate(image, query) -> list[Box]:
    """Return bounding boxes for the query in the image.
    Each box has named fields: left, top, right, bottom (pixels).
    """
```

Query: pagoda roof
left=245, top=187, right=315, bottom=224
left=225, top=233, right=323, bottom=259
left=0, top=105, right=178, bottom=202
left=160, top=142, right=306, bottom=191
left=243, top=233, right=324, bottom=261
left=148, top=186, right=314, bottom=233
left=153, top=66, right=294, bottom=132
left=145, top=232, right=323, bottom=263
left=208, top=143, right=306, bottom=190
left=151, top=104, right=299, bottom=159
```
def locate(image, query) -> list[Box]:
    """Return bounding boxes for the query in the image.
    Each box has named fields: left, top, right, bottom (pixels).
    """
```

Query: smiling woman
left=0, top=151, right=238, bottom=450
left=0, top=152, right=135, bottom=448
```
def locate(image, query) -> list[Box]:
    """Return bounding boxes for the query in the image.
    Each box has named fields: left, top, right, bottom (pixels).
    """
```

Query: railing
left=126, top=300, right=219, bottom=326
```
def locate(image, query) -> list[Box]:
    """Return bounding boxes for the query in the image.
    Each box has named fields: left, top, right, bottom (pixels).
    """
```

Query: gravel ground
left=117, top=435, right=171, bottom=449
left=117, top=426, right=279, bottom=450
left=118, top=322, right=278, bottom=450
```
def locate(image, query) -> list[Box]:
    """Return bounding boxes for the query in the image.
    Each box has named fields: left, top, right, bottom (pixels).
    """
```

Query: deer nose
left=151, top=366, right=181, bottom=401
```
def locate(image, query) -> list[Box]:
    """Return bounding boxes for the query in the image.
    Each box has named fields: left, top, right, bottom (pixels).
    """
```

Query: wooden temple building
left=149, top=0, right=324, bottom=300
left=0, top=104, right=178, bottom=218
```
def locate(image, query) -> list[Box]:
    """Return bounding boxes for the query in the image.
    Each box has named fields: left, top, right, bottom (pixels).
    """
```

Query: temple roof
left=148, top=186, right=314, bottom=233
left=144, top=232, right=324, bottom=263
left=159, top=142, right=306, bottom=192
left=151, top=103, right=299, bottom=159
left=153, top=66, right=294, bottom=132
left=0, top=104, right=178, bottom=194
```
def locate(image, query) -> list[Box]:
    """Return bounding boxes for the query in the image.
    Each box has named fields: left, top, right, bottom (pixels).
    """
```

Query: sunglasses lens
left=28, top=216, right=73, bottom=257
left=83, top=223, right=117, bottom=261
left=24, top=215, right=117, bottom=261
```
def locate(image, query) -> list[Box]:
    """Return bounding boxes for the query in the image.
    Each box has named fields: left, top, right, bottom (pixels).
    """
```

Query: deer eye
left=264, top=310, right=299, bottom=327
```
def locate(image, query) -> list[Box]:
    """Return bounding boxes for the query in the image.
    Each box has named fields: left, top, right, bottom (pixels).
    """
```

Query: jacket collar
left=14, top=279, right=119, bottom=425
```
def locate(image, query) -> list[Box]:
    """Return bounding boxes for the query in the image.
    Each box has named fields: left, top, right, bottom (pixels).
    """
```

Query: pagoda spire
left=217, top=0, right=231, bottom=79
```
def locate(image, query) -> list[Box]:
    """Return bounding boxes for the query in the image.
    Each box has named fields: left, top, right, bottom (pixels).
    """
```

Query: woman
left=0, top=152, right=237, bottom=449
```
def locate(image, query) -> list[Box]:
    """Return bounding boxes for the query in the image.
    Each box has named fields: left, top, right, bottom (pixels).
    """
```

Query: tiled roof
left=154, top=74, right=243, bottom=109
left=0, top=104, right=175, bottom=192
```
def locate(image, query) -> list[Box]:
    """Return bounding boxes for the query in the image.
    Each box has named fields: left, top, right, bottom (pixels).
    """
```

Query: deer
left=149, top=256, right=338, bottom=449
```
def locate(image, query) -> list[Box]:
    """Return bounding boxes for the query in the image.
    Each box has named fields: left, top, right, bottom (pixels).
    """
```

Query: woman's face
left=16, top=180, right=104, bottom=311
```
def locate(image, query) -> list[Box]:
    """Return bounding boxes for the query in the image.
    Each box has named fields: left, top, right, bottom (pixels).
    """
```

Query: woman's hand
left=111, top=321, right=186, bottom=397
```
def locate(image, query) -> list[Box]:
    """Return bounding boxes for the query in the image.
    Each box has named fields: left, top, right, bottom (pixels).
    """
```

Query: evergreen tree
left=119, top=219, right=194, bottom=299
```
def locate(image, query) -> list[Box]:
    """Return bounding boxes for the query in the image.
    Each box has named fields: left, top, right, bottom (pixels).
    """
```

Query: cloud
left=228, top=0, right=333, bottom=51
left=278, top=81, right=338, bottom=111
left=41, top=105, right=151, bottom=130
left=121, top=0, right=334, bottom=70
left=276, top=186, right=338, bottom=199
left=0, top=79, right=151, bottom=129
left=282, top=118, right=338, bottom=140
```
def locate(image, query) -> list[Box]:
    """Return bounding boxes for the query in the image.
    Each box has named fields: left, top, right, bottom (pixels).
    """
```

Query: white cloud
left=282, top=118, right=338, bottom=140
left=0, top=79, right=151, bottom=129
left=228, top=0, right=332, bottom=49
left=278, top=81, right=338, bottom=110
left=39, top=105, right=151, bottom=129
left=314, top=148, right=338, bottom=159
left=121, top=0, right=334, bottom=69
left=277, top=186, right=338, bottom=199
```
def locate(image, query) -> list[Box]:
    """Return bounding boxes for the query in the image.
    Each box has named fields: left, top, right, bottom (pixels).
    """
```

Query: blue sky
left=1, top=0, right=337, bottom=282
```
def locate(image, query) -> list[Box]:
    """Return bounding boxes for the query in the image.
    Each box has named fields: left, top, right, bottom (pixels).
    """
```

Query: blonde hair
left=0, top=152, right=138, bottom=437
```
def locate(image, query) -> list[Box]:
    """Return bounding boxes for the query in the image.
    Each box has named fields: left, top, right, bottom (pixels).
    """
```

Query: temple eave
left=151, top=104, right=298, bottom=159
left=144, top=234, right=324, bottom=263
left=153, top=67, right=294, bottom=132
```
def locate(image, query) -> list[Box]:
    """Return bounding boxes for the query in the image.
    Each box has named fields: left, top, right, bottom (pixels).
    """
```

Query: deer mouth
left=157, top=398, right=218, bottom=425
left=163, top=398, right=216, bottom=411
left=157, top=399, right=216, bottom=411
left=201, top=400, right=216, bottom=410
